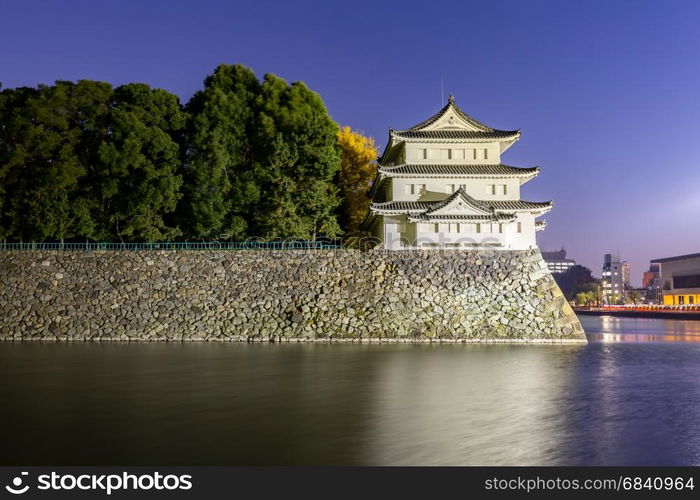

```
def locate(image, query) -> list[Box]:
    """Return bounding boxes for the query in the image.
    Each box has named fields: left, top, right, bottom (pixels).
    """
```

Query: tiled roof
left=424, top=188, right=491, bottom=215
left=371, top=199, right=553, bottom=214
left=371, top=201, right=436, bottom=212
left=489, top=200, right=553, bottom=211
left=391, top=129, right=519, bottom=140
left=392, top=95, right=519, bottom=139
left=377, top=163, right=539, bottom=177
left=408, top=213, right=516, bottom=222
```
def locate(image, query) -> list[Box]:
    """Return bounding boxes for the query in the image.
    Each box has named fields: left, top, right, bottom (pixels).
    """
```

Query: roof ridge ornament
left=448, top=93, right=455, bottom=104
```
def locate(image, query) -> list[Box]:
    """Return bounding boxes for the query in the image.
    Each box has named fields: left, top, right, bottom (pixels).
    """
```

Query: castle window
left=487, top=184, right=496, bottom=195
left=472, top=149, right=478, bottom=160
left=434, top=224, right=439, bottom=233
left=405, top=184, right=425, bottom=195
left=483, top=149, right=489, bottom=159
left=447, top=184, right=456, bottom=194
left=476, top=223, right=481, bottom=233
left=501, top=184, right=507, bottom=195
left=517, top=222, right=522, bottom=233
left=421, top=149, right=428, bottom=159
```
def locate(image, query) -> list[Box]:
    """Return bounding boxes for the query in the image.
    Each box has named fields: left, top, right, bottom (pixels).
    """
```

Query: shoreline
left=575, top=309, right=700, bottom=321
left=0, top=337, right=588, bottom=344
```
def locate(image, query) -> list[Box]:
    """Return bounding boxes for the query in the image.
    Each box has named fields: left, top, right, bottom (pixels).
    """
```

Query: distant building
left=621, top=261, right=631, bottom=287
left=643, top=263, right=662, bottom=304
left=602, top=253, right=625, bottom=304
left=651, top=253, right=700, bottom=305
left=541, top=248, right=576, bottom=274
left=643, top=263, right=660, bottom=288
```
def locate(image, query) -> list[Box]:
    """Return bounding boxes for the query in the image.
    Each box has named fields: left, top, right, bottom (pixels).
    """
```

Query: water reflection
left=562, top=342, right=700, bottom=466
left=1, top=316, right=700, bottom=465
left=362, top=345, right=580, bottom=465
left=582, top=315, right=700, bottom=343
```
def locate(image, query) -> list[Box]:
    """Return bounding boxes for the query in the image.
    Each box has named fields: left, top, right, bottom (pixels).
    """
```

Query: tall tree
left=251, top=75, right=341, bottom=239
left=554, top=265, right=599, bottom=300
left=97, top=83, right=186, bottom=241
left=336, top=126, right=377, bottom=235
left=0, top=86, right=37, bottom=242
left=67, top=80, right=115, bottom=241
left=628, top=290, right=642, bottom=305
left=0, top=66, right=344, bottom=243
left=3, top=82, right=90, bottom=243
left=0, top=81, right=115, bottom=243
left=182, top=64, right=260, bottom=240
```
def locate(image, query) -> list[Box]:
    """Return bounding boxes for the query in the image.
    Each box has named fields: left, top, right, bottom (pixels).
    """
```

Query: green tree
left=628, top=289, right=642, bottom=305
left=2, top=82, right=93, bottom=243
left=182, top=64, right=260, bottom=240
left=67, top=80, right=116, bottom=241
left=97, top=83, right=186, bottom=241
left=251, top=75, right=341, bottom=239
left=0, top=86, right=37, bottom=242
left=1, top=66, right=343, bottom=243
left=0, top=81, right=116, bottom=243
left=575, top=292, right=588, bottom=306
left=554, top=265, right=599, bottom=300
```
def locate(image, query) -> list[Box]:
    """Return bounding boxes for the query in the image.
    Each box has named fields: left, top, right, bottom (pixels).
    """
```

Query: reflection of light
left=582, top=315, right=700, bottom=343
left=362, top=345, right=584, bottom=465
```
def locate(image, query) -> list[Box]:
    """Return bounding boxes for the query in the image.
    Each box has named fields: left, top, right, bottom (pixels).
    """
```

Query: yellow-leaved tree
left=336, top=126, right=378, bottom=235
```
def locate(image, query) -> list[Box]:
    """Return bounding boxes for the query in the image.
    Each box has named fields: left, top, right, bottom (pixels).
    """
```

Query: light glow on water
left=583, top=315, right=700, bottom=343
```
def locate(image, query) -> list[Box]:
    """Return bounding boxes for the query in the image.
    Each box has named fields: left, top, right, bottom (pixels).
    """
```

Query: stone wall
left=0, top=249, right=585, bottom=342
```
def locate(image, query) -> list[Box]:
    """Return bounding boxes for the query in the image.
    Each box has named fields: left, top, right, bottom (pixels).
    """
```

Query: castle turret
left=362, top=96, right=552, bottom=250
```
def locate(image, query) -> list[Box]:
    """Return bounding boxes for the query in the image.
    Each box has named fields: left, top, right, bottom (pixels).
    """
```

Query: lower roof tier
left=377, top=163, right=539, bottom=177
left=407, top=213, right=517, bottom=223
left=371, top=199, right=553, bottom=214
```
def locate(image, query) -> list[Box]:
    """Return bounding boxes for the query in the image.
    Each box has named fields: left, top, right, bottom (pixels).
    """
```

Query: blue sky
left=2, top=0, right=699, bottom=285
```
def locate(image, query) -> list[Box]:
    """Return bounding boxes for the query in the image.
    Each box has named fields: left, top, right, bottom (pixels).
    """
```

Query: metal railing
left=0, top=241, right=341, bottom=251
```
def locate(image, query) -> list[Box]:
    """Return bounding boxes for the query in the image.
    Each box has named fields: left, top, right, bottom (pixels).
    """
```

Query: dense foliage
left=336, top=126, right=378, bottom=235
left=554, top=265, right=599, bottom=301
left=0, top=65, right=375, bottom=242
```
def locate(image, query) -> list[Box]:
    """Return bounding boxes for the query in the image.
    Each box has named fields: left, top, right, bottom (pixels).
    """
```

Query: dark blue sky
left=3, top=0, right=699, bottom=285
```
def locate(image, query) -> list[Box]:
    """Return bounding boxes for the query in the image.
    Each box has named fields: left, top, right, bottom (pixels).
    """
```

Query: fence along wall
left=0, top=249, right=585, bottom=342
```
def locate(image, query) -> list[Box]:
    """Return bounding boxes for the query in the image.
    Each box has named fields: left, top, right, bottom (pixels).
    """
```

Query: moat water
left=2, top=315, right=700, bottom=465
